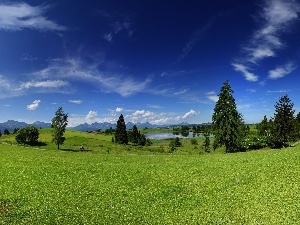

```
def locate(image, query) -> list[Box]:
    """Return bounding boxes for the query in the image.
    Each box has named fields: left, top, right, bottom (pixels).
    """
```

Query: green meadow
left=1, top=129, right=300, bottom=224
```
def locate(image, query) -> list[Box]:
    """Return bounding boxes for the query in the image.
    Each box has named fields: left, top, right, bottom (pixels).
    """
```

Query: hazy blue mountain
left=0, top=120, right=52, bottom=132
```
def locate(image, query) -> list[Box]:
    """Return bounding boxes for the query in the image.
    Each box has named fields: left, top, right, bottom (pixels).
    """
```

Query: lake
left=145, top=132, right=202, bottom=140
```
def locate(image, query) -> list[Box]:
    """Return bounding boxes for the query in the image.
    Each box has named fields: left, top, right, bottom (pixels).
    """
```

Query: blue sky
left=0, top=0, right=300, bottom=126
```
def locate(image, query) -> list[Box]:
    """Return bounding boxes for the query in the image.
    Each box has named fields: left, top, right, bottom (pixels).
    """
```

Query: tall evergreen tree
left=212, top=81, right=246, bottom=153
left=115, top=114, right=128, bottom=145
left=270, top=95, right=297, bottom=148
left=51, top=107, right=68, bottom=150
left=131, top=125, right=140, bottom=144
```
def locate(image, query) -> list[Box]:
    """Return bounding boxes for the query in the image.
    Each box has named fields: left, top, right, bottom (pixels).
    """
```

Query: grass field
left=1, top=129, right=300, bottom=224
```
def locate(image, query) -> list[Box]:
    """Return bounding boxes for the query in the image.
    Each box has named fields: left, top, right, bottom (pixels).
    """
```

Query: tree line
left=4, top=80, right=298, bottom=153
left=114, top=114, right=152, bottom=146
left=211, top=80, right=300, bottom=153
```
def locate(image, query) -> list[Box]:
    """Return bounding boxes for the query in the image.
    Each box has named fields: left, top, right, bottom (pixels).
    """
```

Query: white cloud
left=147, top=104, right=163, bottom=109
left=116, top=107, right=123, bottom=112
left=21, top=53, right=38, bottom=61
left=69, top=100, right=82, bottom=104
left=0, top=3, right=66, bottom=31
left=268, top=62, right=296, bottom=79
left=27, top=100, right=41, bottom=110
left=267, top=89, right=290, bottom=93
left=232, top=63, right=259, bottom=82
left=206, top=91, right=219, bottom=102
left=250, top=48, right=275, bottom=61
left=0, top=75, right=11, bottom=89
left=182, top=109, right=198, bottom=119
left=127, top=109, right=198, bottom=124
left=86, top=111, right=97, bottom=120
left=19, top=80, right=69, bottom=89
left=132, top=110, right=147, bottom=117
left=232, top=0, right=300, bottom=81
left=32, top=58, right=152, bottom=97
left=174, top=88, right=189, bottom=95
left=248, top=0, right=300, bottom=63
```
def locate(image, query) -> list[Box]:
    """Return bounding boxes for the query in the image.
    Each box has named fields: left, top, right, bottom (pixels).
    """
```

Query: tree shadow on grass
left=35, top=142, right=47, bottom=147
left=60, top=148, right=92, bottom=152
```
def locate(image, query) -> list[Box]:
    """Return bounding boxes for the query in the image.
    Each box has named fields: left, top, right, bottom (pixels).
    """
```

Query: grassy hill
left=1, top=129, right=300, bottom=224
left=1, top=128, right=214, bottom=154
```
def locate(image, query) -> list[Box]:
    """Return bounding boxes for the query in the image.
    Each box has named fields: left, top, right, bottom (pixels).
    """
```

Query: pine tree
left=115, top=114, right=128, bottom=145
left=202, top=126, right=210, bottom=153
left=270, top=95, right=297, bottom=148
left=131, top=125, right=140, bottom=144
left=212, top=81, right=246, bottom=153
left=51, top=107, right=68, bottom=150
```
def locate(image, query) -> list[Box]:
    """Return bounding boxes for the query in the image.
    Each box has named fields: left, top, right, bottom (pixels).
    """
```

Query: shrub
left=242, top=136, right=268, bottom=150
left=190, top=139, right=198, bottom=145
left=15, top=126, right=39, bottom=145
left=169, top=137, right=182, bottom=152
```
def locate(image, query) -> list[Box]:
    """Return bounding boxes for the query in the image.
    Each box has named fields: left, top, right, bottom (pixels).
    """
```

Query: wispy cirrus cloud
left=69, top=100, right=83, bottom=104
left=268, top=62, right=296, bottom=79
left=19, top=80, right=69, bottom=90
left=147, top=104, right=164, bottom=109
left=232, top=0, right=300, bottom=81
left=31, top=57, right=152, bottom=97
left=98, top=10, right=133, bottom=42
left=0, top=75, right=11, bottom=89
left=177, top=14, right=225, bottom=62
left=246, top=0, right=300, bottom=63
left=267, top=89, right=291, bottom=93
left=21, top=53, right=38, bottom=61
left=232, top=63, right=259, bottom=82
left=0, top=2, right=66, bottom=31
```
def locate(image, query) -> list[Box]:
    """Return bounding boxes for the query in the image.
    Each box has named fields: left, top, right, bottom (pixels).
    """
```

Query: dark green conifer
left=270, top=95, right=297, bottom=148
left=212, top=81, right=246, bottom=153
left=115, top=114, right=128, bottom=145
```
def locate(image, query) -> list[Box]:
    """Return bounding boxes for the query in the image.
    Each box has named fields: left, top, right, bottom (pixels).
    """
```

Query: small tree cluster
left=3, top=129, right=10, bottom=135
left=15, top=126, right=39, bottom=145
left=248, top=95, right=299, bottom=150
left=169, top=137, right=182, bottom=152
left=127, top=125, right=152, bottom=146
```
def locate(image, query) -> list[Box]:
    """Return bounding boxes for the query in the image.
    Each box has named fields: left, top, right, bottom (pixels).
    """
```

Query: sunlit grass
left=1, top=131, right=300, bottom=224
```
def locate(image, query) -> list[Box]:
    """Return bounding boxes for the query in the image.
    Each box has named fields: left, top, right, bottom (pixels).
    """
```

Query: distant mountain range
left=72, top=121, right=168, bottom=131
left=0, top=120, right=52, bottom=132
left=71, top=121, right=197, bottom=131
left=0, top=120, right=210, bottom=133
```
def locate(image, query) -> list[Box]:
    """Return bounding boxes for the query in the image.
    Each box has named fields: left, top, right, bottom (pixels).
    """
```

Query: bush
left=15, top=126, right=39, bottom=145
left=190, top=139, right=198, bottom=145
left=169, top=137, right=182, bottom=152
left=242, top=136, right=268, bottom=150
